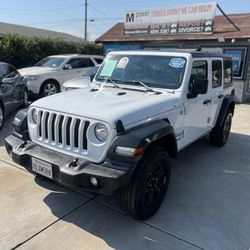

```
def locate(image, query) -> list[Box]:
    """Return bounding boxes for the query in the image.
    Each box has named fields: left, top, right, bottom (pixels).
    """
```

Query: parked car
left=5, top=51, right=235, bottom=220
left=0, top=62, right=28, bottom=129
left=18, top=54, right=104, bottom=97
left=62, top=65, right=100, bottom=91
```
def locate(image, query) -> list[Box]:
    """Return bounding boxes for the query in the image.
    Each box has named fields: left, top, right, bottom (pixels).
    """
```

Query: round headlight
left=31, top=109, right=38, bottom=124
left=95, top=123, right=108, bottom=142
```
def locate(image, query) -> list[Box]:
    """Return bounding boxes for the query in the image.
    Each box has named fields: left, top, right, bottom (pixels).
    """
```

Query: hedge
left=0, top=34, right=103, bottom=68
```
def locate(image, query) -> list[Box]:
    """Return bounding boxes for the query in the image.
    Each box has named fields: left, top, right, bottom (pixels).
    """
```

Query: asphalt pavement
left=0, top=104, right=250, bottom=250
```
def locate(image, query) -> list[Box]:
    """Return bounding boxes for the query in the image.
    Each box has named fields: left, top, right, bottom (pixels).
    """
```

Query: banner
left=124, top=2, right=217, bottom=36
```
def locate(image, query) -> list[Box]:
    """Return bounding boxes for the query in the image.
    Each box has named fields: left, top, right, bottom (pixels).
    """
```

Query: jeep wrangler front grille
left=37, top=111, right=90, bottom=151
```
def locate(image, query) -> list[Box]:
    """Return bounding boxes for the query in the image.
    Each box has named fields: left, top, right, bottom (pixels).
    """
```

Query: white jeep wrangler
left=5, top=51, right=235, bottom=220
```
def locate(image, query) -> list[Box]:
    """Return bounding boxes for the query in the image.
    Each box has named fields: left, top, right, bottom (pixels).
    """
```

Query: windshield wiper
left=124, top=80, right=160, bottom=94
left=96, top=77, right=121, bottom=89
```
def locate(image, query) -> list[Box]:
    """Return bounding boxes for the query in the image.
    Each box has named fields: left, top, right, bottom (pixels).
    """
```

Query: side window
left=7, top=65, right=19, bottom=78
left=0, top=64, right=9, bottom=80
left=67, top=58, right=94, bottom=69
left=94, top=58, right=103, bottom=64
left=212, top=60, right=222, bottom=88
left=224, top=59, right=233, bottom=88
left=78, top=58, right=95, bottom=68
left=189, top=61, right=207, bottom=91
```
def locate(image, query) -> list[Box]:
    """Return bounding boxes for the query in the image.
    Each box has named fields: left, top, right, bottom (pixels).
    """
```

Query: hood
left=63, top=77, right=91, bottom=89
left=18, top=66, right=56, bottom=76
left=31, top=86, right=182, bottom=128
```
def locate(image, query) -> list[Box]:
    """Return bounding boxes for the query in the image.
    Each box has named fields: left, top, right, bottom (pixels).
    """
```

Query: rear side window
left=224, top=59, right=233, bottom=88
left=94, top=58, right=103, bottom=64
left=189, top=61, right=207, bottom=88
left=212, top=60, right=222, bottom=88
left=68, top=58, right=94, bottom=69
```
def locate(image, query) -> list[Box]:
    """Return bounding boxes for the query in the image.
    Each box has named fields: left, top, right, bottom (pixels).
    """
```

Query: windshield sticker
left=117, top=57, right=129, bottom=69
left=99, top=59, right=117, bottom=77
left=169, top=58, right=186, bottom=69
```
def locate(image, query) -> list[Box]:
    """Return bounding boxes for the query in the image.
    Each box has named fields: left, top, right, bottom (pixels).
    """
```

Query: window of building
left=212, top=60, right=222, bottom=88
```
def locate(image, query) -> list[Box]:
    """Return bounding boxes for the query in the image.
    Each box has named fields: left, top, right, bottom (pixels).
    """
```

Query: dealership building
left=96, top=5, right=250, bottom=102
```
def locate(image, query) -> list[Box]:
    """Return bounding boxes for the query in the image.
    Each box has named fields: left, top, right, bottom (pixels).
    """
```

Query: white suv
left=6, top=51, right=235, bottom=220
left=19, top=54, right=104, bottom=97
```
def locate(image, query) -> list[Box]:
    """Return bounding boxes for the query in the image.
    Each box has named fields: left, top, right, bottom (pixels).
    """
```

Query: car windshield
left=95, top=54, right=187, bottom=89
left=35, top=57, right=66, bottom=68
left=82, top=66, right=99, bottom=77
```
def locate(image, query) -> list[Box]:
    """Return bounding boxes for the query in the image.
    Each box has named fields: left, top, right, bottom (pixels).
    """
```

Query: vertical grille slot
left=66, top=117, right=72, bottom=146
left=74, top=119, right=81, bottom=148
left=51, top=114, right=56, bottom=141
left=44, top=112, right=49, bottom=139
left=58, top=116, right=64, bottom=144
left=38, top=111, right=43, bottom=137
left=83, top=121, right=90, bottom=150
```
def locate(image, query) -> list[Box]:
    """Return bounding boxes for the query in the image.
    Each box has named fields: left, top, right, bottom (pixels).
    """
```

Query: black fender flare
left=216, top=95, right=235, bottom=128
left=108, top=120, right=178, bottom=162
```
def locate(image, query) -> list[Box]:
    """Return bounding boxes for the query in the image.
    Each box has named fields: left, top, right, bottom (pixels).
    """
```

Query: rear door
left=0, top=64, right=17, bottom=113
left=207, top=58, right=224, bottom=128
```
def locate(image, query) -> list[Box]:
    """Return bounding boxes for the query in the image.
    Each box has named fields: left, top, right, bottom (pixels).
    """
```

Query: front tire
left=22, top=89, right=29, bottom=107
left=120, top=145, right=171, bottom=220
left=209, top=110, right=233, bottom=147
left=40, top=80, right=60, bottom=97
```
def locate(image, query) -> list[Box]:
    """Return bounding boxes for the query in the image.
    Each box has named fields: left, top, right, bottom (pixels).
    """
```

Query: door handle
left=218, top=94, right=224, bottom=99
left=203, top=99, right=212, bottom=105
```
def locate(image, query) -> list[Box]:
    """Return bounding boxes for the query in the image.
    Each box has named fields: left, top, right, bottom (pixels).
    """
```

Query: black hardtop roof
left=147, top=49, right=232, bottom=59
left=190, top=51, right=231, bottom=59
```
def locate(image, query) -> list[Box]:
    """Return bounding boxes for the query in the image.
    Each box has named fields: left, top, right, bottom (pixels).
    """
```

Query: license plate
left=32, top=158, right=53, bottom=179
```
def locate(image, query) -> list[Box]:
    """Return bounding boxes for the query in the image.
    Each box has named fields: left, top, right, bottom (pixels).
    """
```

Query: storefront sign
left=124, top=2, right=217, bottom=36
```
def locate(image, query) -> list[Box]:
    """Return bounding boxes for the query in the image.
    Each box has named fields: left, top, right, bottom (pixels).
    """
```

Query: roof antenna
left=217, top=4, right=240, bottom=31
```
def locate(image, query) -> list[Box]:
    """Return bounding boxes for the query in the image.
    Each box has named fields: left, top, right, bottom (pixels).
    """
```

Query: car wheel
left=120, top=145, right=171, bottom=220
left=41, top=81, right=60, bottom=97
left=209, top=110, right=233, bottom=147
left=22, top=89, right=29, bottom=107
left=0, top=104, right=5, bottom=130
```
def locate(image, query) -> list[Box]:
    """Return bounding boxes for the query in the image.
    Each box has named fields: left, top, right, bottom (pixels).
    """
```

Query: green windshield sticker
left=100, top=60, right=117, bottom=77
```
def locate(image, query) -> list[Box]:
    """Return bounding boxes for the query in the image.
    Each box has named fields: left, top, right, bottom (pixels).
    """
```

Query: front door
left=182, top=60, right=211, bottom=147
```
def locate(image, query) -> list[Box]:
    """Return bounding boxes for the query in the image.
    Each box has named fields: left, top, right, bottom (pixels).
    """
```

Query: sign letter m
left=126, top=13, right=135, bottom=23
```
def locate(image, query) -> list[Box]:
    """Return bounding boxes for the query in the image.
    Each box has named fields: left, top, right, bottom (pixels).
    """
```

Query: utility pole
left=84, top=0, right=88, bottom=41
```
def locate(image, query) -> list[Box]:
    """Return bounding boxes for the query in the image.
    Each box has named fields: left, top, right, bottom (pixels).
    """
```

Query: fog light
left=90, top=176, right=98, bottom=187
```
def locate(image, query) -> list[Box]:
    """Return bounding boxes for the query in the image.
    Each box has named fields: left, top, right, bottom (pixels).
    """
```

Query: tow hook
left=69, top=159, right=79, bottom=168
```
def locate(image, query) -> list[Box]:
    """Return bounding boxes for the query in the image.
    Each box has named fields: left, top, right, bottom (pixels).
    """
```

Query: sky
left=0, top=0, right=249, bottom=41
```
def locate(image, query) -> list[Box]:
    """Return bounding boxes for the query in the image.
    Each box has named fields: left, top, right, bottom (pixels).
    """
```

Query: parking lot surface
left=0, top=104, right=250, bottom=250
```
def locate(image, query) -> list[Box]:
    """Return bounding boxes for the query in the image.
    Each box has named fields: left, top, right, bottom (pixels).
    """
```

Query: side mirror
left=63, top=64, right=72, bottom=70
left=187, top=79, right=208, bottom=98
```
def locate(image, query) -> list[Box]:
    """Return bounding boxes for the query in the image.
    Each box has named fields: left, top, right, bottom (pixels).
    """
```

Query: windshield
left=95, top=54, right=187, bottom=89
left=35, top=57, right=66, bottom=68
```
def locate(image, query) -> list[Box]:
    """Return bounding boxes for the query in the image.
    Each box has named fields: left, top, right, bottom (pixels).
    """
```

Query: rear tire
left=0, top=104, right=5, bottom=130
left=209, top=110, right=233, bottom=147
left=120, top=145, right=171, bottom=220
left=40, top=80, right=60, bottom=97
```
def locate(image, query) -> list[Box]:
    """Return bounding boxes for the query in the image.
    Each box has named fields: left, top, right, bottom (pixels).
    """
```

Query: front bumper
left=5, top=135, right=135, bottom=195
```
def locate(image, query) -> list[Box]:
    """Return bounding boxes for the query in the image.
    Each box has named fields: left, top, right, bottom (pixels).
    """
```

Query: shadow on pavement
left=35, top=131, right=250, bottom=250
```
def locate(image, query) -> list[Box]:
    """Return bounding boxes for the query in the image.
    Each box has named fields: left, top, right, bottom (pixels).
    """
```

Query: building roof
left=96, top=13, right=250, bottom=43
left=0, top=22, right=83, bottom=43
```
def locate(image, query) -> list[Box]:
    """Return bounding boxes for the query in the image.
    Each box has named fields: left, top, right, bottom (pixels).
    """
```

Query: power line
left=0, top=4, right=84, bottom=12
